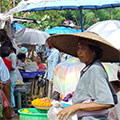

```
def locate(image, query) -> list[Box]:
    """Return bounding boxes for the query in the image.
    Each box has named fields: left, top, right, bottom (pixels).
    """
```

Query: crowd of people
left=0, top=40, right=72, bottom=119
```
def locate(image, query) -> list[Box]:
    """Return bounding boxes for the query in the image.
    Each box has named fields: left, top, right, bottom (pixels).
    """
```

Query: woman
left=47, top=32, right=119, bottom=120
left=44, top=43, right=61, bottom=98
left=2, top=41, right=18, bottom=117
left=9, top=46, right=18, bottom=116
left=0, top=56, right=11, bottom=119
left=0, top=46, right=12, bottom=119
left=36, top=56, right=46, bottom=70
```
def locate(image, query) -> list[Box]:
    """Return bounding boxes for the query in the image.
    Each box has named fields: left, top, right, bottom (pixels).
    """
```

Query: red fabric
left=48, top=43, right=52, bottom=46
left=38, top=64, right=46, bottom=69
left=3, top=58, right=12, bottom=72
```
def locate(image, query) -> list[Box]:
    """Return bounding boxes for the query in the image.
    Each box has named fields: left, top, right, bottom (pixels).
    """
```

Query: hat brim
left=47, top=32, right=120, bottom=62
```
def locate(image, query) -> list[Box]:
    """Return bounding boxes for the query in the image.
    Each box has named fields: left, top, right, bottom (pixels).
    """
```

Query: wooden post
left=48, top=80, right=52, bottom=98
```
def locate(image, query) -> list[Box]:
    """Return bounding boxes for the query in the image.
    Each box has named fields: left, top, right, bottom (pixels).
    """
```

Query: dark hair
left=2, top=41, right=13, bottom=48
left=111, top=81, right=120, bottom=88
left=117, top=70, right=120, bottom=80
left=2, top=41, right=16, bottom=54
left=88, top=44, right=103, bottom=60
left=17, top=53, right=26, bottom=60
left=0, top=46, right=10, bottom=58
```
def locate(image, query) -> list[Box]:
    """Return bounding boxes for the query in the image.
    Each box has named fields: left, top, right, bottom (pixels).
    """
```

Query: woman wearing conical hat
left=47, top=32, right=120, bottom=120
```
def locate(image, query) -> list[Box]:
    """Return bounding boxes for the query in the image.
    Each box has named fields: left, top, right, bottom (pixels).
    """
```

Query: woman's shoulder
left=10, top=53, right=16, bottom=57
left=90, top=60, right=105, bottom=72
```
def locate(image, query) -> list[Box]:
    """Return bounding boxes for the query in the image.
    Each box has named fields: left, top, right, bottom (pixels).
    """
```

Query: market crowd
left=0, top=40, right=72, bottom=119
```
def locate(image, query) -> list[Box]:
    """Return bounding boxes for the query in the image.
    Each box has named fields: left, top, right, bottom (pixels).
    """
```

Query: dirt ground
left=10, top=115, right=19, bottom=120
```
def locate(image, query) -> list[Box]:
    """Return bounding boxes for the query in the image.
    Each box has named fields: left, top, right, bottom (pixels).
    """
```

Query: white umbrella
left=100, top=29, right=120, bottom=49
left=14, top=28, right=50, bottom=46
left=86, top=20, right=120, bottom=49
left=102, top=62, right=119, bottom=82
left=87, top=20, right=120, bottom=33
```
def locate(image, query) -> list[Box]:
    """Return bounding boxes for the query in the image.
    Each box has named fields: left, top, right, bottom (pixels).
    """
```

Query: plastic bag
left=47, top=106, right=78, bottom=120
left=1, top=90, right=10, bottom=108
left=108, top=91, right=120, bottom=120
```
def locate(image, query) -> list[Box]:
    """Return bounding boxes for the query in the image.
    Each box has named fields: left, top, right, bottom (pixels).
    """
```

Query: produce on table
left=31, top=97, right=52, bottom=107
left=16, top=80, right=24, bottom=84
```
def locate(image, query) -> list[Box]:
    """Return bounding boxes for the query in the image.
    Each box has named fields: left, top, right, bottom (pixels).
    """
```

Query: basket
left=20, top=71, right=36, bottom=78
left=18, top=108, right=48, bottom=120
left=20, top=71, right=45, bottom=78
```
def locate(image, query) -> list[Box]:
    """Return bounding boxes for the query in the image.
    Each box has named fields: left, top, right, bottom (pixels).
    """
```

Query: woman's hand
left=57, top=104, right=78, bottom=120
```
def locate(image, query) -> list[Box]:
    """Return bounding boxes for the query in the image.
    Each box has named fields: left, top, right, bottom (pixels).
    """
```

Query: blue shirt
left=0, top=57, right=10, bottom=83
left=44, top=48, right=60, bottom=80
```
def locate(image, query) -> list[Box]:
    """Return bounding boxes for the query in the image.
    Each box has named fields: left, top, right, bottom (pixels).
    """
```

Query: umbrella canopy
left=53, top=57, right=85, bottom=97
left=19, top=0, right=120, bottom=11
left=14, top=28, right=50, bottom=46
left=86, top=20, right=120, bottom=49
left=102, top=63, right=119, bottom=82
left=45, top=26, right=81, bottom=34
left=17, top=0, right=120, bottom=31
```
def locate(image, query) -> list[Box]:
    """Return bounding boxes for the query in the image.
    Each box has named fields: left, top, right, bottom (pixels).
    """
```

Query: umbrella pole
left=79, top=8, right=84, bottom=32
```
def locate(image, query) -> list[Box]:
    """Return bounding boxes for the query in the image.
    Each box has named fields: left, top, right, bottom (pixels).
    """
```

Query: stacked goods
left=24, top=62, right=38, bottom=72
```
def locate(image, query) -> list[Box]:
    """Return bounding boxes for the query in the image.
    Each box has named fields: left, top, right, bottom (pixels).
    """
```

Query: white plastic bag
left=108, top=91, right=120, bottom=120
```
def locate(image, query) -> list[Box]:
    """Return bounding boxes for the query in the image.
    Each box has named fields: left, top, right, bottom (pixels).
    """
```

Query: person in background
left=17, top=53, right=26, bottom=69
left=26, top=48, right=32, bottom=60
left=0, top=46, right=12, bottom=72
left=8, top=46, right=18, bottom=116
left=0, top=46, right=12, bottom=118
left=26, top=48, right=37, bottom=61
left=2, top=41, right=18, bottom=117
left=37, top=49, right=41, bottom=58
left=44, top=43, right=61, bottom=98
left=60, top=52, right=73, bottom=63
left=0, top=56, right=11, bottom=119
left=36, top=56, right=46, bottom=70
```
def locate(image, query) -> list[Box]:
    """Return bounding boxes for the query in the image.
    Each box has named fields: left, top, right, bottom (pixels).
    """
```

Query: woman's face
left=77, top=41, right=95, bottom=65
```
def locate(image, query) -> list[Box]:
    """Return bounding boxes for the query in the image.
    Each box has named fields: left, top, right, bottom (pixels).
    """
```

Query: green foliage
left=1, top=0, right=11, bottom=12
left=17, top=10, right=66, bottom=31
left=2, top=0, right=120, bottom=30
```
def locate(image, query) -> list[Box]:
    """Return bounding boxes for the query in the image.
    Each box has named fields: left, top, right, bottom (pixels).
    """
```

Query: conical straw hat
left=47, top=32, right=120, bottom=62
